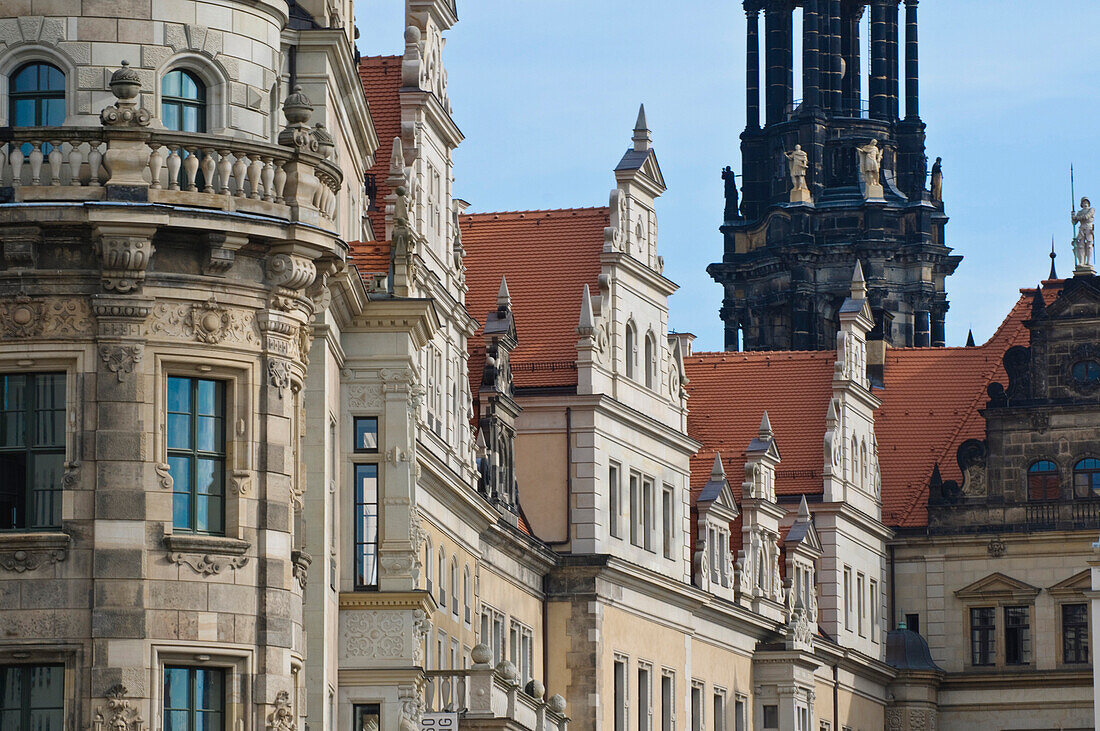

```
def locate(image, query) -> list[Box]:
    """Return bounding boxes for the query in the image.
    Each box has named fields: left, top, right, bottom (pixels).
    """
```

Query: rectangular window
left=436, top=631, right=446, bottom=671
left=660, top=672, right=674, bottom=731
left=614, top=658, right=628, bottom=731
left=1063, top=603, right=1089, bottom=664
left=734, top=696, right=746, bottom=731
left=164, top=666, right=224, bottom=731
left=610, top=463, right=622, bottom=539
left=713, top=690, right=726, bottom=731
left=353, top=464, right=379, bottom=589
left=905, top=613, right=920, bottom=634
left=0, top=664, right=64, bottom=731
left=643, top=478, right=654, bottom=552
left=167, top=377, right=226, bottom=535
left=630, top=473, right=642, bottom=547
left=0, top=373, right=65, bottom=531
left=509, top=620, right=533, bottom=684
left=353, top=704, right=381, bottom=731
left=970, top=607, right=995, bottom=666
left=870, top=579, right=879, bottom=643
left=662, top=486, right=674, bottom=559
left=481, top=605, right=506, bottom=665
left=856, top=573, right=865, bottom=636
left=762, top=704, right=779, bottom=729
left=843, top=567, right=852, bottom=630
left=1004, top=605, right=1031, bottom=665
left=638, top=665, right=651, bottom=731
left=353, top=417, right=378, bottom=452
left=690, top=683, right=703, bottom=731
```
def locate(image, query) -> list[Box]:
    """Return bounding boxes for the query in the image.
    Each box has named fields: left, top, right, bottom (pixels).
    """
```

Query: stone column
left=746, top=8, right=761, bottom=129
left=827, top=0, right=843, bottom=113
left=764, top=0, right=790, bottom=125
left=841, top=6, right=863, bottom=116
left=802, top=0, right=821, bottom=111
left=887, top=0, right=901, bottom=119
left=870, top=0, right=889, bottom=119
left=930, top=304, right=946, bottom=348
left=904, top=0, right=920, bottom=119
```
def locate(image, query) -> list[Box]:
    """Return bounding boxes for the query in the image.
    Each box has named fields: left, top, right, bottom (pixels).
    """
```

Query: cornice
left=345, top=297, right=441, bottom=349
left=601, top=250, right=679, bottom=297
left=400, top=89, right=464, bottom=148
left=338, top=590, right=437, bottom=613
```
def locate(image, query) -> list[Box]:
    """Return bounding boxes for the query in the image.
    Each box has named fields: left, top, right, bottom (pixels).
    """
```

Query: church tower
left=709, top=0, right=961, bottom=351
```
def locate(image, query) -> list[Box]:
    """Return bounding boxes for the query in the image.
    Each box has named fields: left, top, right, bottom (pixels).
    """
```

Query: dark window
left=1062, top=603, right=1089, bottom=664
left=970, top=607, right=995, bottom=666
left=10, top=63, right=65, bottom=127
left=163, top=666, right=224, bottom=731
left=1004, top=606, right=1031, bottom=665
left=0, top=373, right=65, bottom=531
left=613, top=661, right=626, bottom=731
left=762, top=705, right=779, bottom=729
left=167, top=377, right=226, bottom=535
left=354, top=464, right=379, bottom=589
left=353, top=704, right=380, bottom=731
left=0, top=664, right=64, bottom=731
left=1072, top=360, right=1100, bottom=386
left=161, top=69, right=206, bottom=132
left=904, top=613, right=920, bottom=634
left=1074, top=459, right=1100, bottom=498
left=1028, top=460, right=1060, bottom=501
left=354, top=417, right=378, bottom=452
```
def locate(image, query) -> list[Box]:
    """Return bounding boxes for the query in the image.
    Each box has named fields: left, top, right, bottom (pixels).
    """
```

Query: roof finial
left=1049, top=235, right=1058, bottom=280
left=1030, top=284, right=1046, bottom=319
left=797, top=494, right=811, bottom=521
left=759, top=410, right=773, bottom=438
left=851, top=259, right=867, bottom=299
left=632, top=104, right=651, bottom=153
left=965, top=329, right=976, bottom=347
left=577, top=284, right=595, bottom=335
left=389, top=136, right=405, bottom=176
left=711, top=452, right=726, bottom=480
left=497, top=276, right=511, bottom=310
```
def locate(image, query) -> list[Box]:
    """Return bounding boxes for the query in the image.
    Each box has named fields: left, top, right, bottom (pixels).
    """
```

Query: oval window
left=1072, top=360, right=1100, bottom=386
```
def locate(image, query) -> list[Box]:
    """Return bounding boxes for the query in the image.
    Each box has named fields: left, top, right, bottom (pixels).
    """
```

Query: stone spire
left=966, top=329, right=976, bottom=347
left=576, top=284, right=595, bottom=336
left=497, top=276, right=511, bottom=311
left=851, top=260, right=867, bottom=299
left=632, top=104, right=652, bottom=152
left=759, top=410, right=773, bottom=438
left=711, top=452, right=726, bottom=480
left=1030, top=285, right=1046, bottom=319
left=797, top=494, right=811, bottom=522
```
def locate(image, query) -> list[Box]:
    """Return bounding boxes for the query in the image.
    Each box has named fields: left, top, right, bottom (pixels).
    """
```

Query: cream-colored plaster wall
left=515, top=430, right=569, bottom=543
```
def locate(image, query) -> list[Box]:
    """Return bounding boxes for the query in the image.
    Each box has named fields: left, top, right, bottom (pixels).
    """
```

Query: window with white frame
left=463, top=565, right=472, bottom=625
left=626, top=322, right=637, bottom=380
left=638, top=663, right=653, bottom=731
left=614, top=656, right=629, bottom=731
left=870, top=579, right=879, bottom=643
left=436, top=631, right=446, bottom=671
left=424, top=537, right=434, bottom=594
left=690, top=681, right=703, bottom=731
left=438, top=548, right=447, bottom=607
left=610, top=462, right=622, bottom=539
left=509, top=620, right=534, bottom=684
left=630, top=472, right=642, bottom=547
left=712, top=688, right=727, bottom=731
left=645, top=332, right=657, bottom=389
left=450, top=558, right=459, bottom=617
left=857, top=572, right=865, bottom=636
left=642, top=477, right=655, bottom=552
left=661, top=485, right=674, bottom=560
left=480, top=605, right=506, bottom=665
left=843, top=566, right=852, bottom=630
left=660, top=670, right=675, bottom=731
left=734, top=694, right=747, bottom=731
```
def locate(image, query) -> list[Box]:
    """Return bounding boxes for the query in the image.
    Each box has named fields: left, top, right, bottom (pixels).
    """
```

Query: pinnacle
left=759, top=410, right=773, bottom=437
left=797, top=494, right=811, bottom=520
left=632, top=103, right=652, bottom=152
left=711, top=452, right=725, bottom=480
left=497, top=276, right=511, bottom=308
left=577, top=284, right=595, bottom=331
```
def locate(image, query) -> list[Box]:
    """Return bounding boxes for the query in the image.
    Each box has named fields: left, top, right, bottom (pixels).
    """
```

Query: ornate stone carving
left=189, top=297, right=229, bottom=344
left=0, top=546, right=66, bottom=573
left=342, top=610, right=405, bottom=659
left=203, top=233, right=242, bottom=276
left=62, top=461, right=80, bottom=489
left=154, top=463, right=173, bottom=489
left=94, top=229, right=154, bottom=293
left=99, top=344, right=143, bottom=382
left=267, top=253, right=317, bottom=292
left=43, top=298, right=93, bottom=338
left=93, top=684, right=145, bottom=731
left=2, top=294, right=43, bottom=338
left=231, top=470, right=251, bottom=495
left=100, top=63, right=151, bottom=127
left=987, top=537, right=1006, bottom=557
left=167, top=552, right=249, bottom=576
left=267, top=690, right=295, bottom=731
left=347, top=384, right=383, bottom=410
left=268, top=359, right=291, bottom=398
left=291, top=549, right=311, bottom=590
left=398, top=685, right=422, bottom=731
left=92, top=296, right=154, bottom=339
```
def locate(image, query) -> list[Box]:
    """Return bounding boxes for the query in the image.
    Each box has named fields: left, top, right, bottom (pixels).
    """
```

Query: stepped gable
left=461, top=207, right=607, bottom=390
left=358, top=55, right=403, bottom=239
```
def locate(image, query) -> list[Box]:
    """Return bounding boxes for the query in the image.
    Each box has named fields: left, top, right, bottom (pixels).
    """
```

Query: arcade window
left=1027, top=460, right=1060, bottom=501
left=167, top=377, right=226, bottom=535
left=969, top=607, right=995, bottom=666
left=163, top=666, right=224, bottom=731
left=1073, top=459, right=1100, bottom=497
left=0, top=664, right=64, bottom=731
left=0, top=373, right=65, bottom=531
left=1004, top=605, right=1031, bottom=665
left=1062, top=603, right=1089, bottom=664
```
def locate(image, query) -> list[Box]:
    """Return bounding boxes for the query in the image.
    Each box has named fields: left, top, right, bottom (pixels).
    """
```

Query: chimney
left=672, top=331, right=696, bottom=357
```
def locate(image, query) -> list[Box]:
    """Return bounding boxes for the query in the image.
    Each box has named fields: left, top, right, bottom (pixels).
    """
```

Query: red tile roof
left=348, top=240, right=391, bottom=275
left=359, top=55, right=402, bottom=239
left=461, top=208, right=607, bottom=390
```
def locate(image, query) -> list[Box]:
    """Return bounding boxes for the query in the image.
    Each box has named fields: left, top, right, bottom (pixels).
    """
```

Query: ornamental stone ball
left=405, top=24, right=421, bottom=44
left=525, top=679, right=545, bottom=699
left=109, top=60, right=141, bottom=101
left=470, top=643, right=492, bottom=665
left=548, top=694, right=567, bottom=714
left=283, top=85, right=314, bottom=125
left=495, top=660, right=518, bottom=682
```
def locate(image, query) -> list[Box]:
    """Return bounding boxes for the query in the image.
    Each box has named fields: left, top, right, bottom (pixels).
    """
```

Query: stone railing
left=0, top=66, right=342, bottom=230
left=422, top=645, right=568, bottom=730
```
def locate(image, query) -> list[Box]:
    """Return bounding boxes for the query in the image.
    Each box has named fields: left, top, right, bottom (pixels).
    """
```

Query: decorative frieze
left=167, top=551, right=249, bottom=577
left=147, top=301, right=260, bottom=346
left=342, top=610, right=405, bottom=660
left=347, top=384, right=384, bottom=410
left=2, top=294, right=44, bottom=338
left=189, top=297, right=230, bottom=344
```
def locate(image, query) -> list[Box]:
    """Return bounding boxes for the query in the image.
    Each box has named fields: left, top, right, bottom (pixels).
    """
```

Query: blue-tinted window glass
left=161, top=69, right=206, bottom=133
left=354, top=464, right=379, bottom=589
left=0, top=665, right=64, bottom=731
left=167, top=377, right=225, bottom=535
left=1074, top=459, right=1100, bottom=498
left=164, top=667, right=224, bottom=731
left=354, top=417, right=378, bottom=452
left=9, top=63, right=65, bottom=127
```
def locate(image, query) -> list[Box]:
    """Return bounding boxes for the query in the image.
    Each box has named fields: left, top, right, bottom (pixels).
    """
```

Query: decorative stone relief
left=92, top=685, right=144, bottom=731
left=43, top=299, right=93, bottom=338
left=168, top=552, right=248, bottom=576
left=1, top=226, right=40, bottom=269
left=347, top=384, right=383, bottom=410
left=267, top=690, right=295, bottom=731
left=61, top=461, right=80, bottom=489
left=987, top=537, right=1006, bottom=557
left=0, top=546, right=66, bottom=573
left=266, top=253, right=317, bottom=310
left=92, top=297, right=154, bottom=339
left=147, top=302, right=259, bottom=345
left=268, top=359, right=291, bottom=398
left=291, top=549, right=311, bottom=590
left=186, top=298, right=230, bottom=344
left=342, top=610, right=405, bottom=659
left=100, top=63, right=152, bottom=127
left=154, top=463, right=173, bottom=489
left=99, top=344, right=143, bottom=382
left=231, top=470, right=251, bottom=495
left=94, top=231, right=154, bottom=293
left=2, top=294, right=43, bottom=338
left=397, top=685, right=422, bottom=731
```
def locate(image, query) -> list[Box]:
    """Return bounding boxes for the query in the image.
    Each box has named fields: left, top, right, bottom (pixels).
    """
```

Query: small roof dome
left=885, top=628, right=943, bottom=672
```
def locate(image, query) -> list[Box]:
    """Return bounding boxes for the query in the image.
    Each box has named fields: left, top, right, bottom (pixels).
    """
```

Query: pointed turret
left=966, top=329, right=976, bottom=347
left=759, top=410, right=773, bottom=438
left=632, top=104, right=651, bottom=152
left=851, top=260, right=867, bottom=300
left=497, top=276, right=511, bottom=312
left=711, top=452, right=726, bottom=480
left=388, top=136, right=406, bottom=178
left=797, top=494, right=811, bottom=522
left=1049, top=236, right=1058, bottom=280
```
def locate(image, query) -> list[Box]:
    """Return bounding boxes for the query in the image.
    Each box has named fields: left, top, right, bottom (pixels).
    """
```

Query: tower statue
left=785, top=145, right=811, bottom=202
left=1072, top=196, right=1095, bottom=274
left=857, top=139, right=884, bottom=197
left=930, top=157, right=943, bottom=202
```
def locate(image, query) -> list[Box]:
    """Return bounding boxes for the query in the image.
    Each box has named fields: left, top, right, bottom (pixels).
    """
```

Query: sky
left=356, top=1, right=1100, bottom=351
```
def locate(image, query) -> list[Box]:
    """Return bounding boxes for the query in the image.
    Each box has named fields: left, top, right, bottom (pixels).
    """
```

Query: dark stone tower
left=709, top=0, right=961, bottom=351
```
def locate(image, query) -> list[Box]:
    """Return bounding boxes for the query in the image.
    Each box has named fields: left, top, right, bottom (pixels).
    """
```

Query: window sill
left=0, top=531, right=70, bottom=573
left=163, top=534, right=250, bottom=556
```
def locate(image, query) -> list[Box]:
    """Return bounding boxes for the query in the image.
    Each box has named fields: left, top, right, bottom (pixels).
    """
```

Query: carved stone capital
left=93, top=295, right=154, bottom=338
left=266, top=253, right=317, bottom=292
left=1, top=225, right=41, bottom=269
left=93, top=224, right=157, bottom=293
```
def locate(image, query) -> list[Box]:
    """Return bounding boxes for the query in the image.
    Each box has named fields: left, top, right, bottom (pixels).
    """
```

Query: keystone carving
left=92, top=684, right=145, bottom=731
left=268, top=359, right=291, bottom=398
left=99, top=344, right=143, bottom=382
left=94, top=228, right=155, bottom=293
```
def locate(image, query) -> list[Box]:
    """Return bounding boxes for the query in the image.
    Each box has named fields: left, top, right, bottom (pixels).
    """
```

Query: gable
left=1043, top=275, right=1100, bottom=320
left=954, top=572, right=1040, bottom=601
left=1048, top=569, right=1091, bottom=597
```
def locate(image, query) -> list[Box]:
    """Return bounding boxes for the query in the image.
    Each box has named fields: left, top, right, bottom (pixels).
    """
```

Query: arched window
left=1074, top=459, right=1100, bottom=498
left=10, top=62, right=65, bottom=127
left=644, top=333, right=656, bottom=389
left=463, top=565, right=471, bottom=624
left=437, top=547, right=447, bottom=607
left=450, top=557, right=459, bottom=616
left=161, top=69, right=206, bottom=132
left=625, top=323, right=636, bottom=379
left=423, top=537, right=434, bottom=594
left=860, top=440, right=867, bottom=489
left=1027, top=460, right=1060, bottom=501
left=851, top=436, right=858, bottom=483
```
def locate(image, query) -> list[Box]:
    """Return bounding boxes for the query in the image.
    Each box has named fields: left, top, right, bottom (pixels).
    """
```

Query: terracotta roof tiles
left=359, top=55, right=402, bottom=239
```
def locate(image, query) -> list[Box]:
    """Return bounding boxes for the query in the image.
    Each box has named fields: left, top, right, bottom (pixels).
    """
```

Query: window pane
left=173, top=490, right=192, bottom=531
left=195, top=669, right=223, bottom=712
left=44, top=66, right=64, bottom=91
left=168, top=377, right=192, bottom=412
left=180, top=72, right=200, bottom=100
left=13, top=66, right=38, bottom=92
left=30, top=452, right=63, bottom=528
left=42, top=98, right=66, bottom=127
left=196, top=495, right=223, bottom=534
left=0, top=666, right=23, bottom=709
left=355, top=464, right=379, bottom=588
left=163, top=71, right=182, bottom=98
left=182, top=105, right=200, bottom=133
left=354, top=417, right=378, bottom=452
left=27, top=666, right=63, bottom=709
left=195, top=380, right=218, bottom=416
left=163, top=103, right=181, bottom=132
left=0, top=453, right=27, bottom=529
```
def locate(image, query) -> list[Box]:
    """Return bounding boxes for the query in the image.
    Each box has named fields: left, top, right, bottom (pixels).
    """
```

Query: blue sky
left=357, top=1, right=1100, bottom=351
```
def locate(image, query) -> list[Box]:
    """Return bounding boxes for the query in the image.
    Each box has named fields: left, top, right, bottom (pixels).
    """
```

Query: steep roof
left=348, top=241, right=391, bottom=276
left=358, top=55, right=403, bottom=240
left=461, top=208, right=607, bottom=390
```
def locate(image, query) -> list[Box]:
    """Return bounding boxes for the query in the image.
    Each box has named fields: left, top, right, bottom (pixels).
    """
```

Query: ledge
left=162, top=534, right=250, bottom=556
left=0, top=531, right=71, bottom=551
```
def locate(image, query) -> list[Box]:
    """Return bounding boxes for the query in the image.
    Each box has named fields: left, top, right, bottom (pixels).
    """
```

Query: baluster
left=88, top=143, right=104, bottom=186
left=273, top=162, right=287, bottom=204
left=200, top=148, right=216, bottom=193
left=183, top=146, right=200, bottom=192
left=247, top=156, right=263, bottom=199
left=458, top=675, right=467, bottom=710
left=261, top=156, right=276, bottom=202
left=166, top=147, right=182, bottom=190
left=232, top=154, right=247, bottom=197
left=424, top=676, right=437, bottom=713
left=29, top=142, right=43, bottom=185
left=10, top=144, right=24, bottom=187
left=148, top=145, right=164, bottom=189
left=0, top=142, right=7, bottom=186
left=216, top=148, right=232, bottom=195
left=48, top=140, right=63, bottom=185
left=68, top=142, right=85, bottom=186
left=440, top=676, right=453, bottom=711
